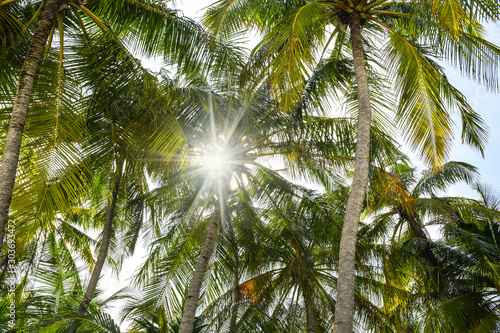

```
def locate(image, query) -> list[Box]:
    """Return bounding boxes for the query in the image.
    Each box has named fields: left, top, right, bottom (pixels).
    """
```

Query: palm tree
left=369, top=161, right=478, bottom=298
left=121, top=63, right=405, bottom=332
left=6, top=237, right=125, bottom=333
left=205, top=2, right=500, bottom=330
left=146, top=94, right=298, bottom=333
left=64, top=35, right=197, bottom=332
left=235, top=191, right=343, bottom=333
left=0, top=25, right=191, bottom=330
left=191, top=168, right=408, bottom=332
left=426, top=182, right=500, bottom=331
left=368, top=161, right=500, bottom=331
left=0, top=0, right=62, bottom=252
left=0, top=0, right=245, bottom=251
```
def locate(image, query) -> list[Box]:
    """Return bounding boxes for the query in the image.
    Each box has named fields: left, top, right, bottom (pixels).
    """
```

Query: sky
left=446, top=23, right=500, bottom=196
left=108, top=1, right=500, bottom=325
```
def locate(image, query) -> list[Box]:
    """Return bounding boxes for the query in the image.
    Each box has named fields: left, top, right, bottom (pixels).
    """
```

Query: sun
left=202, top=147, right=231, bottom=173
left=193, top=137, right=242, bottom=181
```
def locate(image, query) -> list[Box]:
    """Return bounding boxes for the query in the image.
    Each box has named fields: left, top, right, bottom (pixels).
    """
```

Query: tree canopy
left=1, top=1, right=500, bottom=332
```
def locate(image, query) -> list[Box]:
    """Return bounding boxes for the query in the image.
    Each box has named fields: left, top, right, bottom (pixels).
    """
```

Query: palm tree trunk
left=179, top=202, right=221, bottom=333
left=333, top=11, right=372, bottom=333
left=0, top=0, right=63, bottom=250
left=82, top=158, right=124, bottom=309
left=65, top=159, right=124, bottom=333
left=304, top=289, right=316, bottom=333
left=229, top=256, right=239, bottom=333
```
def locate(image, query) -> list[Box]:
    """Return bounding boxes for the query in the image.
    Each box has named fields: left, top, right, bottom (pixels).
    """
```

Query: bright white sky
left=105, top=1, right=500, bottom=326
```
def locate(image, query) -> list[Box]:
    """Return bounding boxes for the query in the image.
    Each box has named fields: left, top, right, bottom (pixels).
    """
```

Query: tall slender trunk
left=82, top=158, right=124, bottom=308
left=66, top=158, right=124, bottom=333
left=229, top=255, right=239, bottom=333
left=303, top=288, right=316, bottom=333
left=179, top=202, right=221, bottom=333
left=333, top=12, right=372, bottom=333
left=0, top=0, right=62, bottom=250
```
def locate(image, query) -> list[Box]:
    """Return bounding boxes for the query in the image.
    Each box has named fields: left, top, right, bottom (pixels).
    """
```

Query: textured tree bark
left=0, top=0, right=62, bottom=251
left=178, top=202, right=221, bottom=333
left=304, top=288, right=316, bottom=333
left=333, top=11, right=372, bottom=333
